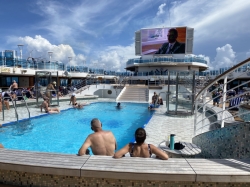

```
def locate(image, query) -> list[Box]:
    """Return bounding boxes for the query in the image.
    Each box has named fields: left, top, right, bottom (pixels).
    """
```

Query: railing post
left=175, top=72, right=179, bottom=115
left=167, top=72, right=170, bottom=112
left=191, top=70, right=195, bottom=115
left=2, top=99, right=4, bottom=121
left=202, top=90, right=207, bottom=133
left=221, top=75, right=228, bottom=128
left=194, top=97, right=198, bottom=136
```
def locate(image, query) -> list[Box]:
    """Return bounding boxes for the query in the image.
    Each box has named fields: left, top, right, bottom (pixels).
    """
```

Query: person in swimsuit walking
left=113, top=128, right=168, bottom=160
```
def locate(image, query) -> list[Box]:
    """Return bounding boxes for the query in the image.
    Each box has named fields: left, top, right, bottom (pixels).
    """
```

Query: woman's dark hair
left=135, top=128, right=146, bottom=144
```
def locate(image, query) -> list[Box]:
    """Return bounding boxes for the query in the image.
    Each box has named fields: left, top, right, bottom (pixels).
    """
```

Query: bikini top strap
left=130, top=143, right=134, bottom=157
left=148, top=144, right=152, bottom=157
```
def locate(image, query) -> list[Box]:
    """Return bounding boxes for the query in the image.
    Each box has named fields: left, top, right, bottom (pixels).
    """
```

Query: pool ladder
left=2, top=95, right=30, bottom=122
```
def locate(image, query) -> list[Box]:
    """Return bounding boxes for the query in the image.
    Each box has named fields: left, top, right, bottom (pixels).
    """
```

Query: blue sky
left=0, top=0, right=250, bottom=71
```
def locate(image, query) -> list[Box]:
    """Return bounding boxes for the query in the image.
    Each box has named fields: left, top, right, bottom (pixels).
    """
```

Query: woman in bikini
left=113, top=128, right=168, bottom=160
left=40, top=97, right=60, bottom=114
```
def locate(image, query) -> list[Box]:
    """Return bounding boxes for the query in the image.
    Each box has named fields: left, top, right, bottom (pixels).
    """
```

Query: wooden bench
left=0, top=149, right=250, bottom=183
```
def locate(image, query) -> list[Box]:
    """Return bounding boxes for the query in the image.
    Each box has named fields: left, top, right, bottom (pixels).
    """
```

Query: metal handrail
left=195, top=57, right=250, bottom=100
left=1, top=95, right=19, bottom=122
left=194, top=57, right=250, bottom=136
left=19, top=94, right=31, bottom=119
left=115, top=75, right=127, bottom=101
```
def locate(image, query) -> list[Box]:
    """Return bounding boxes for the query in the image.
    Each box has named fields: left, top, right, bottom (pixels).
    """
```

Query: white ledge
left=0, top=149, right=250, bottom=182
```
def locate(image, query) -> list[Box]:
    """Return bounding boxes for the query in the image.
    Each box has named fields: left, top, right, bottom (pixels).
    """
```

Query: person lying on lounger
left=113, top=128, right=168, bottom=160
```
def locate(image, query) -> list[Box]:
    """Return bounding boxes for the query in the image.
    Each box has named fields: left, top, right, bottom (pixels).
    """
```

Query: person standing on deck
left=69, top=93, right=77, bottom=105
left=46, top=81, right=56, bottom=100
left=10, top=80, right=18, bottom=91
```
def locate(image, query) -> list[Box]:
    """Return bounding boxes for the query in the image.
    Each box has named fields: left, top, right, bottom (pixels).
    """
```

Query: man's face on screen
left=167, top=30, right=177, bottom=43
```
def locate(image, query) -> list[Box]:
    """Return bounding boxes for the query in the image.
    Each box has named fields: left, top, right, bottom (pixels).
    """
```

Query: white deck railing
left=194, top=57, right=250, bottom=136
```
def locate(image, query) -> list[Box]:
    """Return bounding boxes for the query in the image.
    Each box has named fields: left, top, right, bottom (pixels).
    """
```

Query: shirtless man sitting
left=78, top=118, right=117, bottom=156
left=10, top=80, right=18, bottom=91
left=40, top=97, right=60, bottom=114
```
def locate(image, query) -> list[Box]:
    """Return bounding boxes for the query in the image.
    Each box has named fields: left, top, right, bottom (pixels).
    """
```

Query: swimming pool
left=0, top=102, right=154, bottom=154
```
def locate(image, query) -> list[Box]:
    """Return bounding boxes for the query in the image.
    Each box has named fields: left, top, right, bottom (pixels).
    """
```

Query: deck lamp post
left=68, top=57, right=72, bottom=72
left=48, top=51, right=53, bottom=70
left=17, top=44, right=24, bottom=67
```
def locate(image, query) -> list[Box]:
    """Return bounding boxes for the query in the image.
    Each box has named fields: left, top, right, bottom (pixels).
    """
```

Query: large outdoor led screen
left=141, top=27, right=187, bottom=55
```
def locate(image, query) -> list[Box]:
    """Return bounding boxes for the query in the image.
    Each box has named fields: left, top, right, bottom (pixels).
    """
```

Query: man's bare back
left=78, top=118, right=117, bottom=156
left=12, top=82, right=18, bottom=89
left=88, top=131, right=116, bottom=155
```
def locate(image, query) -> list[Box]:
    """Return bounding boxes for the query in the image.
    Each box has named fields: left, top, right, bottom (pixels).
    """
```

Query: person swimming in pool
left=116, top=102, right=122, bottom=109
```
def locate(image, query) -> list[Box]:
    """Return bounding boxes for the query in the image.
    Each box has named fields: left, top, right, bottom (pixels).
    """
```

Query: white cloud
left=246, top=50, right=250, bottom=58
left=19, top=35, right=86, bottom=66
left=18, top=35, right=135, bottom=72
left=89, top=44, right=136, bottom=72
left=196, top=54, right=210, bottom=67
left=149, top=0, right=250, bottom=43
left=34, top=0, right=153, bottom=41
left=156, top=3, right=166, bottom=16
left=3, top=0, right=250, bottom=73
left=169, top=0, right=250, bottom=41
left=210, top=44, right=236, bottom=70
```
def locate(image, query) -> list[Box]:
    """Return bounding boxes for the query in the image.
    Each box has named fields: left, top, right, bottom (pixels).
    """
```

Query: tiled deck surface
left=145, top=105, right=195, bottom=145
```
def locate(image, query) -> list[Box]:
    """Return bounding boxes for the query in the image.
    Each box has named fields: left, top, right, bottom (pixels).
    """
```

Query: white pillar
left=221, top=75, right=228, bottom=128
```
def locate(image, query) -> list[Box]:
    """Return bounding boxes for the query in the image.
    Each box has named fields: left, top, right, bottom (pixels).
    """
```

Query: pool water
left=0, top=102, right=154, bottom=155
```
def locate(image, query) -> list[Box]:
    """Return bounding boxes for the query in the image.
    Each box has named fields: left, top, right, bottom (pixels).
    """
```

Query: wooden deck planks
left=186, top=158, right=250, bottom=182
left=80, top=156, right=195, bottom=181
left=0, top=149, right=250, bottom=182
left=0, top=149, right=89, bottom=176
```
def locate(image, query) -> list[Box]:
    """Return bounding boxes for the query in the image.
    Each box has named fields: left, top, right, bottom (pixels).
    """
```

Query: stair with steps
left=116, top=86, right=149, bottom=102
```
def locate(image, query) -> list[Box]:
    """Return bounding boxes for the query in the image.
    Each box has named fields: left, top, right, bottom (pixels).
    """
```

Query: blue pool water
left=0, top=102, right=154, bottom=154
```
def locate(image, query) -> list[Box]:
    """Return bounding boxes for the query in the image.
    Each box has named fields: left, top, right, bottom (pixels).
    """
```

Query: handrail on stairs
left=2, top=94, right=19, bottom=122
